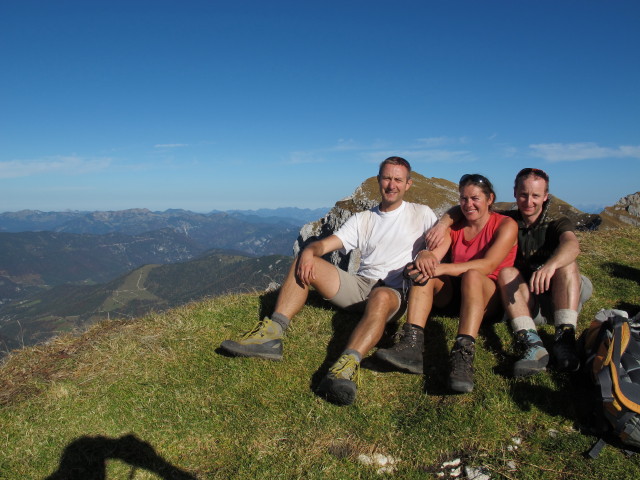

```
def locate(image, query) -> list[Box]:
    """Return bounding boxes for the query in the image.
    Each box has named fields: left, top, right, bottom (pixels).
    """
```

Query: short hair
left=378, top=156, right=412, bottom=179
left=514, top=167, right=549, bottom=193
left=458, top=173, right=496, bottom=207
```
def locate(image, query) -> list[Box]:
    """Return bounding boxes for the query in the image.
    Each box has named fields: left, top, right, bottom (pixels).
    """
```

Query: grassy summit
left=1, top=227, right=639, bottom=479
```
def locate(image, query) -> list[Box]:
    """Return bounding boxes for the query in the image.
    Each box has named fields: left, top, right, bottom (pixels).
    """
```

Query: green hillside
left=0, top=228, right=639, bottom=479
left=0, top=251, right=291, bottom=353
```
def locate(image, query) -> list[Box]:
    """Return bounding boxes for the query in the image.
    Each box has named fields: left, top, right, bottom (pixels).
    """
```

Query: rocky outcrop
left=294, top=173, right=459, bottom=273
left=598, top=192, right=640, bottom=229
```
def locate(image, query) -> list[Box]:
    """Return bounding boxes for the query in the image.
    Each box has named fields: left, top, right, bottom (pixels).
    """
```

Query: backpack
left=581, top=308, right=640, bottom=458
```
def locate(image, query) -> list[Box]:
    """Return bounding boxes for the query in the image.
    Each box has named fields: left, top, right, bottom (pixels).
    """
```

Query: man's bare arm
left=425, top=206, right=462, bottom=250
left=529, top=231, right=580, bottom=294
left=296, top=235, right=343, bottom=286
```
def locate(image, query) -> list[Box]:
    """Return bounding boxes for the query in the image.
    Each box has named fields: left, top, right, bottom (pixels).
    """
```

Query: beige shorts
left=325, top=267, right=406, bottom=323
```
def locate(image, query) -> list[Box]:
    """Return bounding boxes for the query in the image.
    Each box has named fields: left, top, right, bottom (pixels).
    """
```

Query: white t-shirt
left=334, top=201, right=437, bottom=289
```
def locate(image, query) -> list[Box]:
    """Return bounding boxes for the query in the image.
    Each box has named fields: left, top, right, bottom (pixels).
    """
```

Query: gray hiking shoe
left=374, top=323, right=424, bottom=374
left=318, top=354, right=361, bottom=406
left=448, top=337, right=475, bottom=393
left=220, top=317, right=283, bottom=361
left=552, top=324, right=580, bottom=372
left=513, top=329, right=549, bottom=377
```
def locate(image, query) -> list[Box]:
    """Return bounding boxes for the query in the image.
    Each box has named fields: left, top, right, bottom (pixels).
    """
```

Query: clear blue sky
left=1, top=0, right=638, bottom=213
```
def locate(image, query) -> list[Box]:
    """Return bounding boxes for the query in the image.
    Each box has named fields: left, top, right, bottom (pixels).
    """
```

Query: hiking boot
left=513, top=329, right=549, bottom=377
left=219, top=317, right=283, bottom=361
left=552, top=324, right=580, bottom=372
left=373, top=323, right=424, bottom=374
left=317, top=354, right=361, bottom=406
left=448, top=337, right=475, bottom=393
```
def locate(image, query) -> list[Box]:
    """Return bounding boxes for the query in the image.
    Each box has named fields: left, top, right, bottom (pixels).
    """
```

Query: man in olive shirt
left=425, top=168, right=592, bottom=376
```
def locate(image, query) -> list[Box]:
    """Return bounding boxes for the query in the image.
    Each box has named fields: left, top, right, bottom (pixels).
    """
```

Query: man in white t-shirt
left=220, top=157, right=437, bottom=405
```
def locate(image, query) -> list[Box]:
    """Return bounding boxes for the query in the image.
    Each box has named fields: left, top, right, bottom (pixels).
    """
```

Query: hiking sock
left=554, top=309, right=578, bottom=329
left=455, top=334, right=475, bottom=345
left=270, top=312, right=290, bottom=333
left=511, top=316, right=536, bottom=333
left=343, top=348, right=362, bottom=363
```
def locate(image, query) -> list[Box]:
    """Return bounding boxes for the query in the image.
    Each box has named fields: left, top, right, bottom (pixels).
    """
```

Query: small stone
left=465, top=466, right=491, bottom=480
left=376, top=465, right=396, bottom=475
left=507, top=460, right=517, bottom=471
left=548, top=429, right=559, bottom=438
left=373, top=453, right=388, bottom=466
left=357, top=454, right=373, bottom=465
left=511, top=437, right=522, bottom=445
left=450, top=466, right=462, bottom=477
left=441, top=458, right=462, bottom=468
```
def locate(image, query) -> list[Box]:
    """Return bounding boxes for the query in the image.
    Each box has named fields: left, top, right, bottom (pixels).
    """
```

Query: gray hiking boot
left=448, top=337, right=475, bottom=393
left=374, top=323, right=424, bottom=374
left=317, top=353, right=361, bottom=406
left=220, top=317, right=283, bottom=361
left=552, top=324, right=580, bottom=372
left=513, top=329, right=549, bottom=377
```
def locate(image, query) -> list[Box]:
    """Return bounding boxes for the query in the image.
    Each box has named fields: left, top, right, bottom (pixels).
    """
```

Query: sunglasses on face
left=459, top=173, right=489, bottom=185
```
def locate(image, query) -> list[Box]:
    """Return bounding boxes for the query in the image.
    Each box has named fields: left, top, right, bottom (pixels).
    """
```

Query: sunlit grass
left=1, top=227, right=639, bottom=479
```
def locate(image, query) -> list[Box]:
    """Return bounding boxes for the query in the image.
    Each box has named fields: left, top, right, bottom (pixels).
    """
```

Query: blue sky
left=1, top=1, right=638, bottom=213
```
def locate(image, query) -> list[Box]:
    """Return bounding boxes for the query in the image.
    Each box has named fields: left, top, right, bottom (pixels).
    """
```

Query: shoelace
left=451, top=345, right=474, bottom=373
left=330, top=355, right=361, bottom=386
left=241, top=319, right=271, bottom=339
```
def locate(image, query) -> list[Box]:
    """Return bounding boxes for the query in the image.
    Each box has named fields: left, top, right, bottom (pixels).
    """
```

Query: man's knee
left=364, top=287, right=401, bottom=319
left=551, top=262, right=580, bottom=289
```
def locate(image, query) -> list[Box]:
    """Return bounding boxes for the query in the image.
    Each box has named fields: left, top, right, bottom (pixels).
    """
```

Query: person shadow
left=44, top=433, right=197, bottom=480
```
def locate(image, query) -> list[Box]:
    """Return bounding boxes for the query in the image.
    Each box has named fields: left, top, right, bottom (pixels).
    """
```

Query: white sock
left=554, top=309, right=578, bottom=328
left=511, top=316, right=536, bottom=332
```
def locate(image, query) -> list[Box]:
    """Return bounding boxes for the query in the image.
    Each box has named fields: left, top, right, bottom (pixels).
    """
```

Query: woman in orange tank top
left=374, top=174, right=517, bottom=393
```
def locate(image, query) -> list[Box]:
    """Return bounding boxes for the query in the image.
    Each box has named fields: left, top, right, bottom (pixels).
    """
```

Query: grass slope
left=0, top=228, right=639, bottom=479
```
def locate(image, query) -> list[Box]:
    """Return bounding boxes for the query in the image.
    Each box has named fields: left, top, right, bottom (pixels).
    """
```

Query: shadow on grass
left=45, top=433, right=197, bottom=480
left=603, top=262, right=640, bottom=285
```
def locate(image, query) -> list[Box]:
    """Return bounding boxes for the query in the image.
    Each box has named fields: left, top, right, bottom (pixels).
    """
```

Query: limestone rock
left=599, top=192, right=640, bottom=229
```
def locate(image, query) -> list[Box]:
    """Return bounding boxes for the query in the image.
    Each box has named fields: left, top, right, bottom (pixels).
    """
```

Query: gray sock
left=271, top=312, right=291, bottom=332
left=344, top=349, right=362, bottom=362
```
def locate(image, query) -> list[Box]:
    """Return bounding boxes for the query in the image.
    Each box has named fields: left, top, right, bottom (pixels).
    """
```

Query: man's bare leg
left=497, top=266, right=549, bottom=377
left=550, top=262, right=582, bottom=372
left=220, top=256, right=340, bottom=360
left=318, top=287, right=400, bottom=406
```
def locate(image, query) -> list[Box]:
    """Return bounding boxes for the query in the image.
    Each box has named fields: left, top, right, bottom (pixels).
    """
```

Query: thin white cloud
left=529, top=142, right=640, bottom=162
left=0, top=156, right=112, bottom=179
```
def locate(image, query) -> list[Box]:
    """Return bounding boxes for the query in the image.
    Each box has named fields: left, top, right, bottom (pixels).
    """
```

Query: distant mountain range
left=1, top=181, right=638, bottom=357
left=0, top=207, right=325, bottom=355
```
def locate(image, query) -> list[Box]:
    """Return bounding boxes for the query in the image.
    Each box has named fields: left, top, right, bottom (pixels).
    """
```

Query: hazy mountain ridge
left=0, top=207, right=329, bottom=234
left=0, top=250, right=291, bottom=354
left=0, top=176, right=637, bottom=357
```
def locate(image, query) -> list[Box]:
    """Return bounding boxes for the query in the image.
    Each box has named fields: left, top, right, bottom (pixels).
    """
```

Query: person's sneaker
left=448, top=337, right=475, bottom=393
left=552, top=324, right=580, bottom=372
left=219, top=317, right=283, bottom=361
left=317, top=354, right=361, bottom=406
left=373, top=323, right=424, bottom=374
left=513, top=329, right=549, bottom=377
